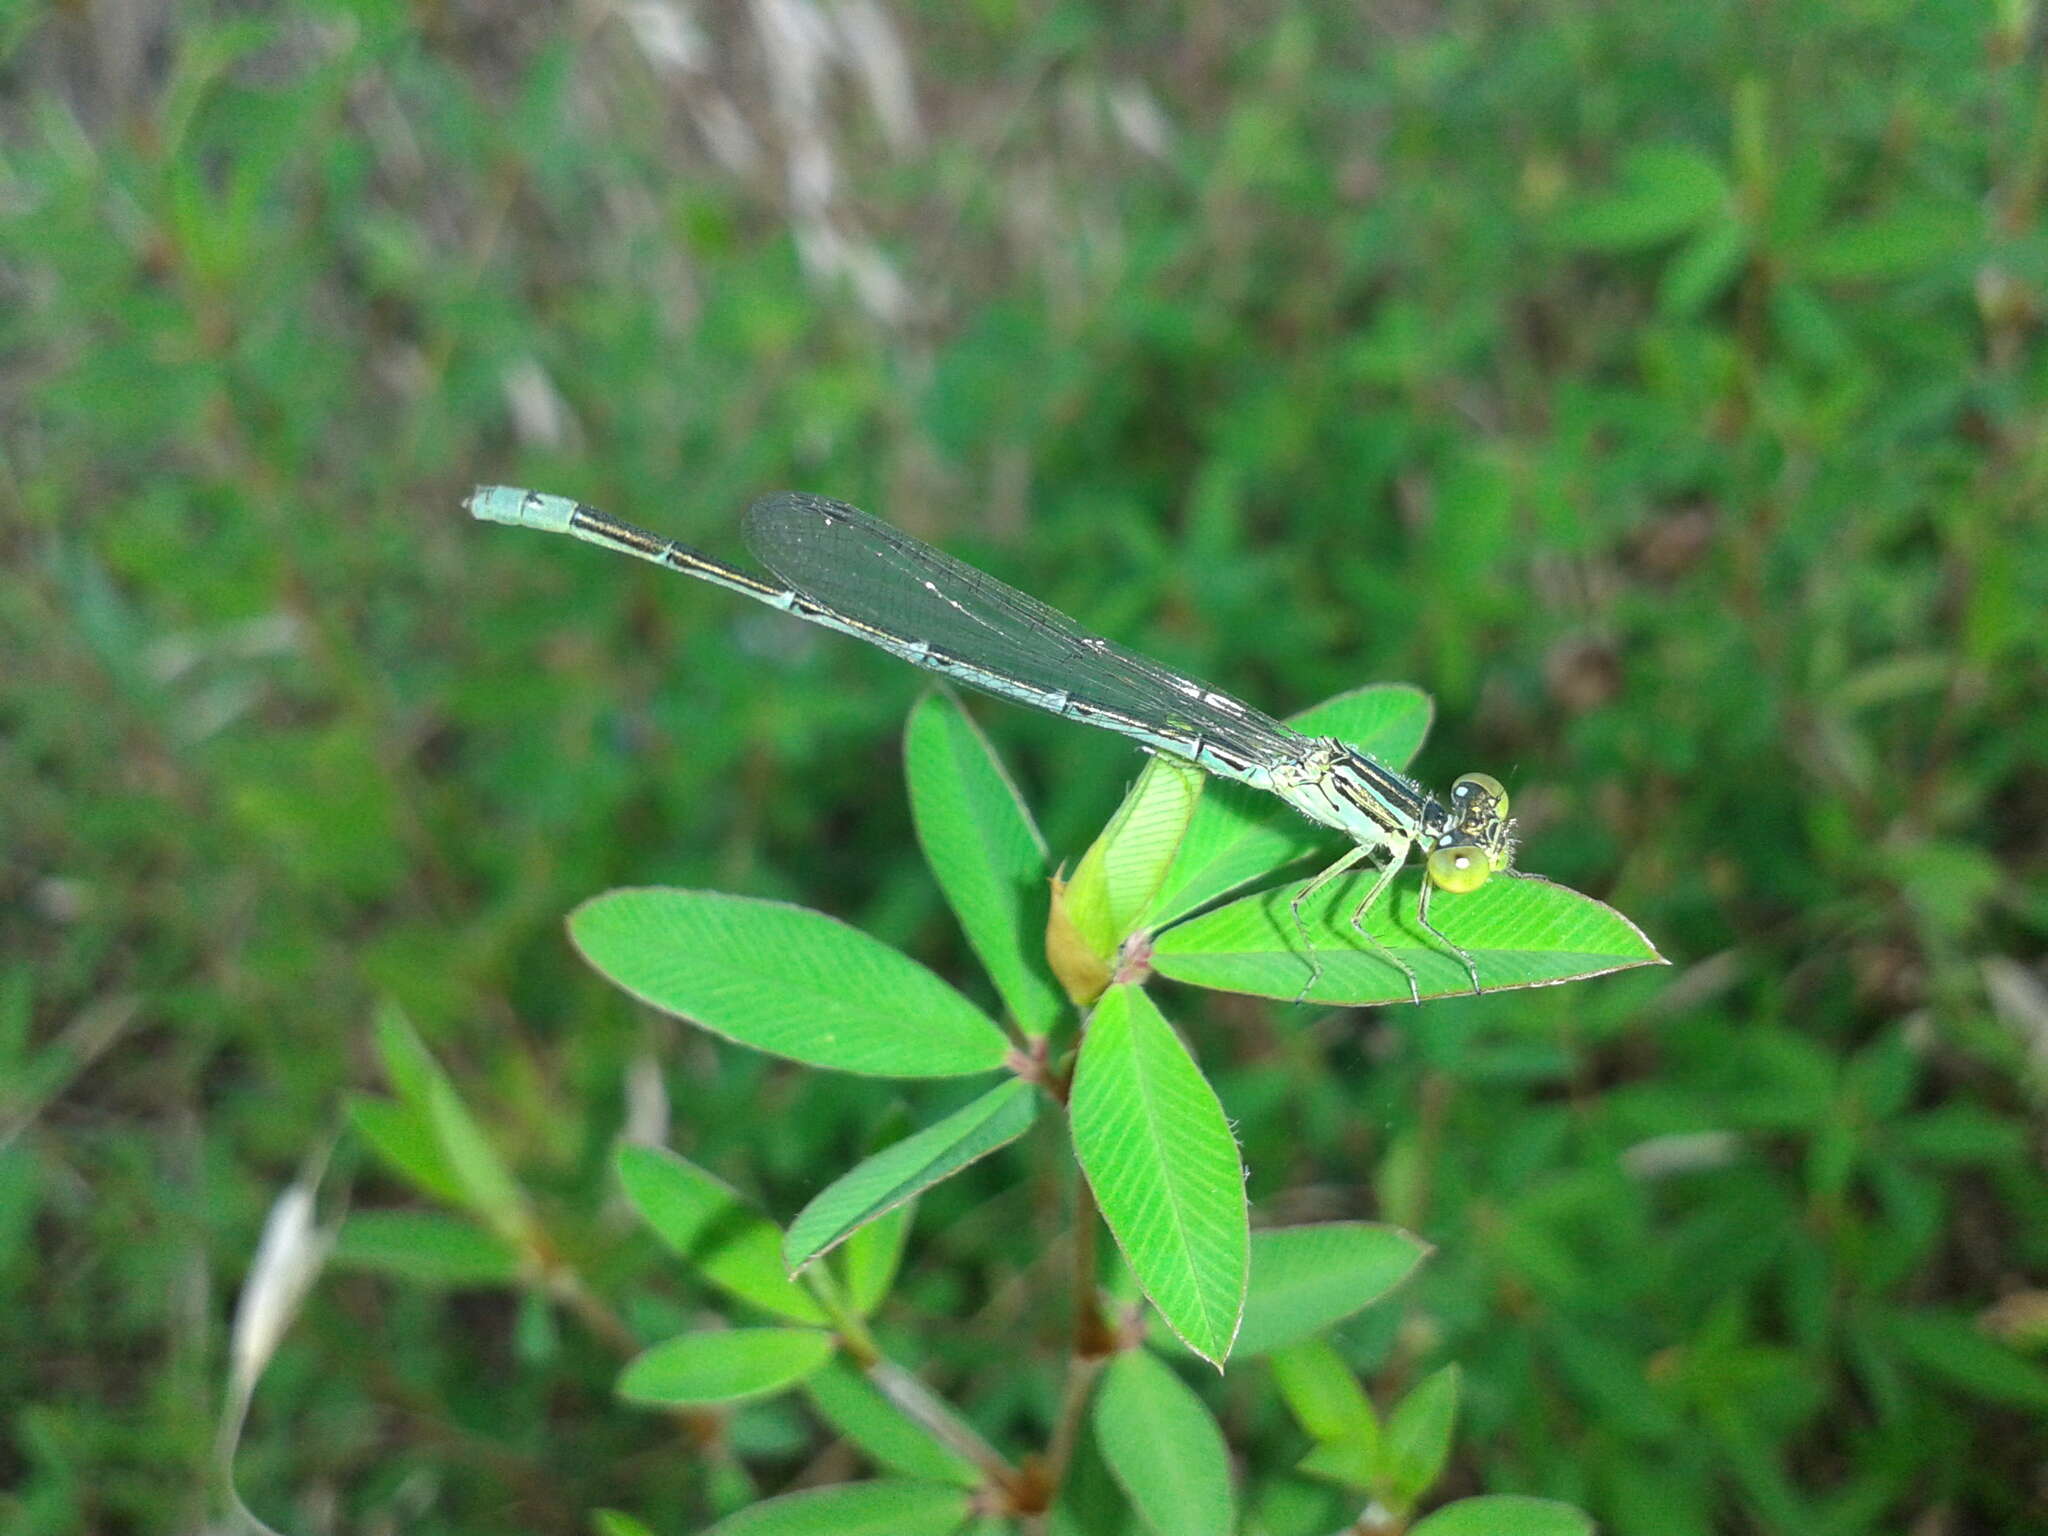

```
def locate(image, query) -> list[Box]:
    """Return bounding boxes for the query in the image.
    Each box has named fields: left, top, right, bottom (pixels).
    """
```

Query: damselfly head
left=1424, top=772, right=1515, bottom=893
left=1450, top=771, right=1509, bottom=829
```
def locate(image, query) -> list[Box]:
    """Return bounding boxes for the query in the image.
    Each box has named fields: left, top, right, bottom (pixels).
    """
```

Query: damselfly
left=467, top=486, right=1518, bottom=1002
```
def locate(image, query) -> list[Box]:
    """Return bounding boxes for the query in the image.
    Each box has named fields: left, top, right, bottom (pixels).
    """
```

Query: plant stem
left=1068, top=1172, right=1113, bottom=1357
left=544, top=1265, right=639, bottom=1357
left=803, top=1257, right=1019, bottom=1485
left=541, top=1258, right=722, bottom=1446
left=805, top=1262, right=882, bottom=1367
left=1038, top=1163, right=1116, bottom=1519
left=1041, top=1351, right=1106, bottom=1510
left=867, top=1357, right=1017, bottom=1484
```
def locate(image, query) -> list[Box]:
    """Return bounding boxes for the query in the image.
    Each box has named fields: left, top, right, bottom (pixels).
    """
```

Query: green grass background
left=4, top=1, right=2046, bottom=1531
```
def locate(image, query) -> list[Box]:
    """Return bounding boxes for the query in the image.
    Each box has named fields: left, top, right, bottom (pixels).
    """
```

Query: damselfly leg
left=1346, top=842, right=1423, bottom=1006
left=1288, top=844, right=1369, bottom=1003
left=1288, top=843, right=1423, bottom=1006
left=1415, top=877, right=1483, bottom=995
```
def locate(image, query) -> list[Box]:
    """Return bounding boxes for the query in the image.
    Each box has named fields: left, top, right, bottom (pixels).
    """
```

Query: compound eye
left=1451, top=771, right=1508, bottom=819
left=1426, top=843, right=1492, bottom=894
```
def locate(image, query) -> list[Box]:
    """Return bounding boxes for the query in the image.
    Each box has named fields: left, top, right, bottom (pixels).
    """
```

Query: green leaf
left=905, top=689, right=1063, bottom=1035
left=1270, top=1337, right=1378, bottom=1446
left=804, top=1360, right=980, bottom=1486
left=1290, top=684, right=1435, bottom=758
left=372, top=1005, right=530, bottom=1241
left=617, top=1327, right=835, bottom=1406
left=423, top=1073, right=531, bottom=1242
left=706, top=1459, right=759, bottom=1520
left=331, top=1211, right=522, bottom=1286
left=696, top=1480, right=973, bottom=1536
left=1049, top=1417, right=1145, bottom=1536
left=591, top=1511, right=658, bottom=1536
left=1892, top=1104, right=2027, bottom=1165
left=570, top=889, right=1011, bottom=1077
left=1877, top=1307, right=2048, bottom=1409
left=1383, top=1364, right=1462, bottom=1509
left=616, top=1144, right=828, bottom=1325
left=1065, top=757, right=1205, bottom=954
left=1296, top=1435, right=1378, bottom=1488
left=1659, top=219, right=1749, bottom=319
left=1070, top=986, right=1247, bottom=1366
left=1804, top=205, right=1973, bottom=283
left=1093, top=1350, right=1235, bottom=1536
left=1409, top=1496, right=1595, bottom=1536
left=1148, top=684, right=1435, bottom=929
left=1234, top=1223, right=1430, bottom=1357
left=1152, top=869, right=1663, bottom=1005
left=345, top=1095, right=464, bottom=1205
left=371, top=998, right=444, bottom=1111
left=1770, top=282, right=1851, bottom=367
left=785, top=1080, right=1037, bottom=1275
left=1558, top=143, right=1728, bottom=250
left=840, top=1202, right=913, bottom=1316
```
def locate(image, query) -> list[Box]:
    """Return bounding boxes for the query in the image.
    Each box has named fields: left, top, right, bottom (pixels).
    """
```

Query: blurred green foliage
left=3, top=0, right=2045, bottom=1532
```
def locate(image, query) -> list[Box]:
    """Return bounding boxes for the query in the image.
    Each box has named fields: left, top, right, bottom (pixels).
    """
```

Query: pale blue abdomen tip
left=466, top=485, right=577, bottom=532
